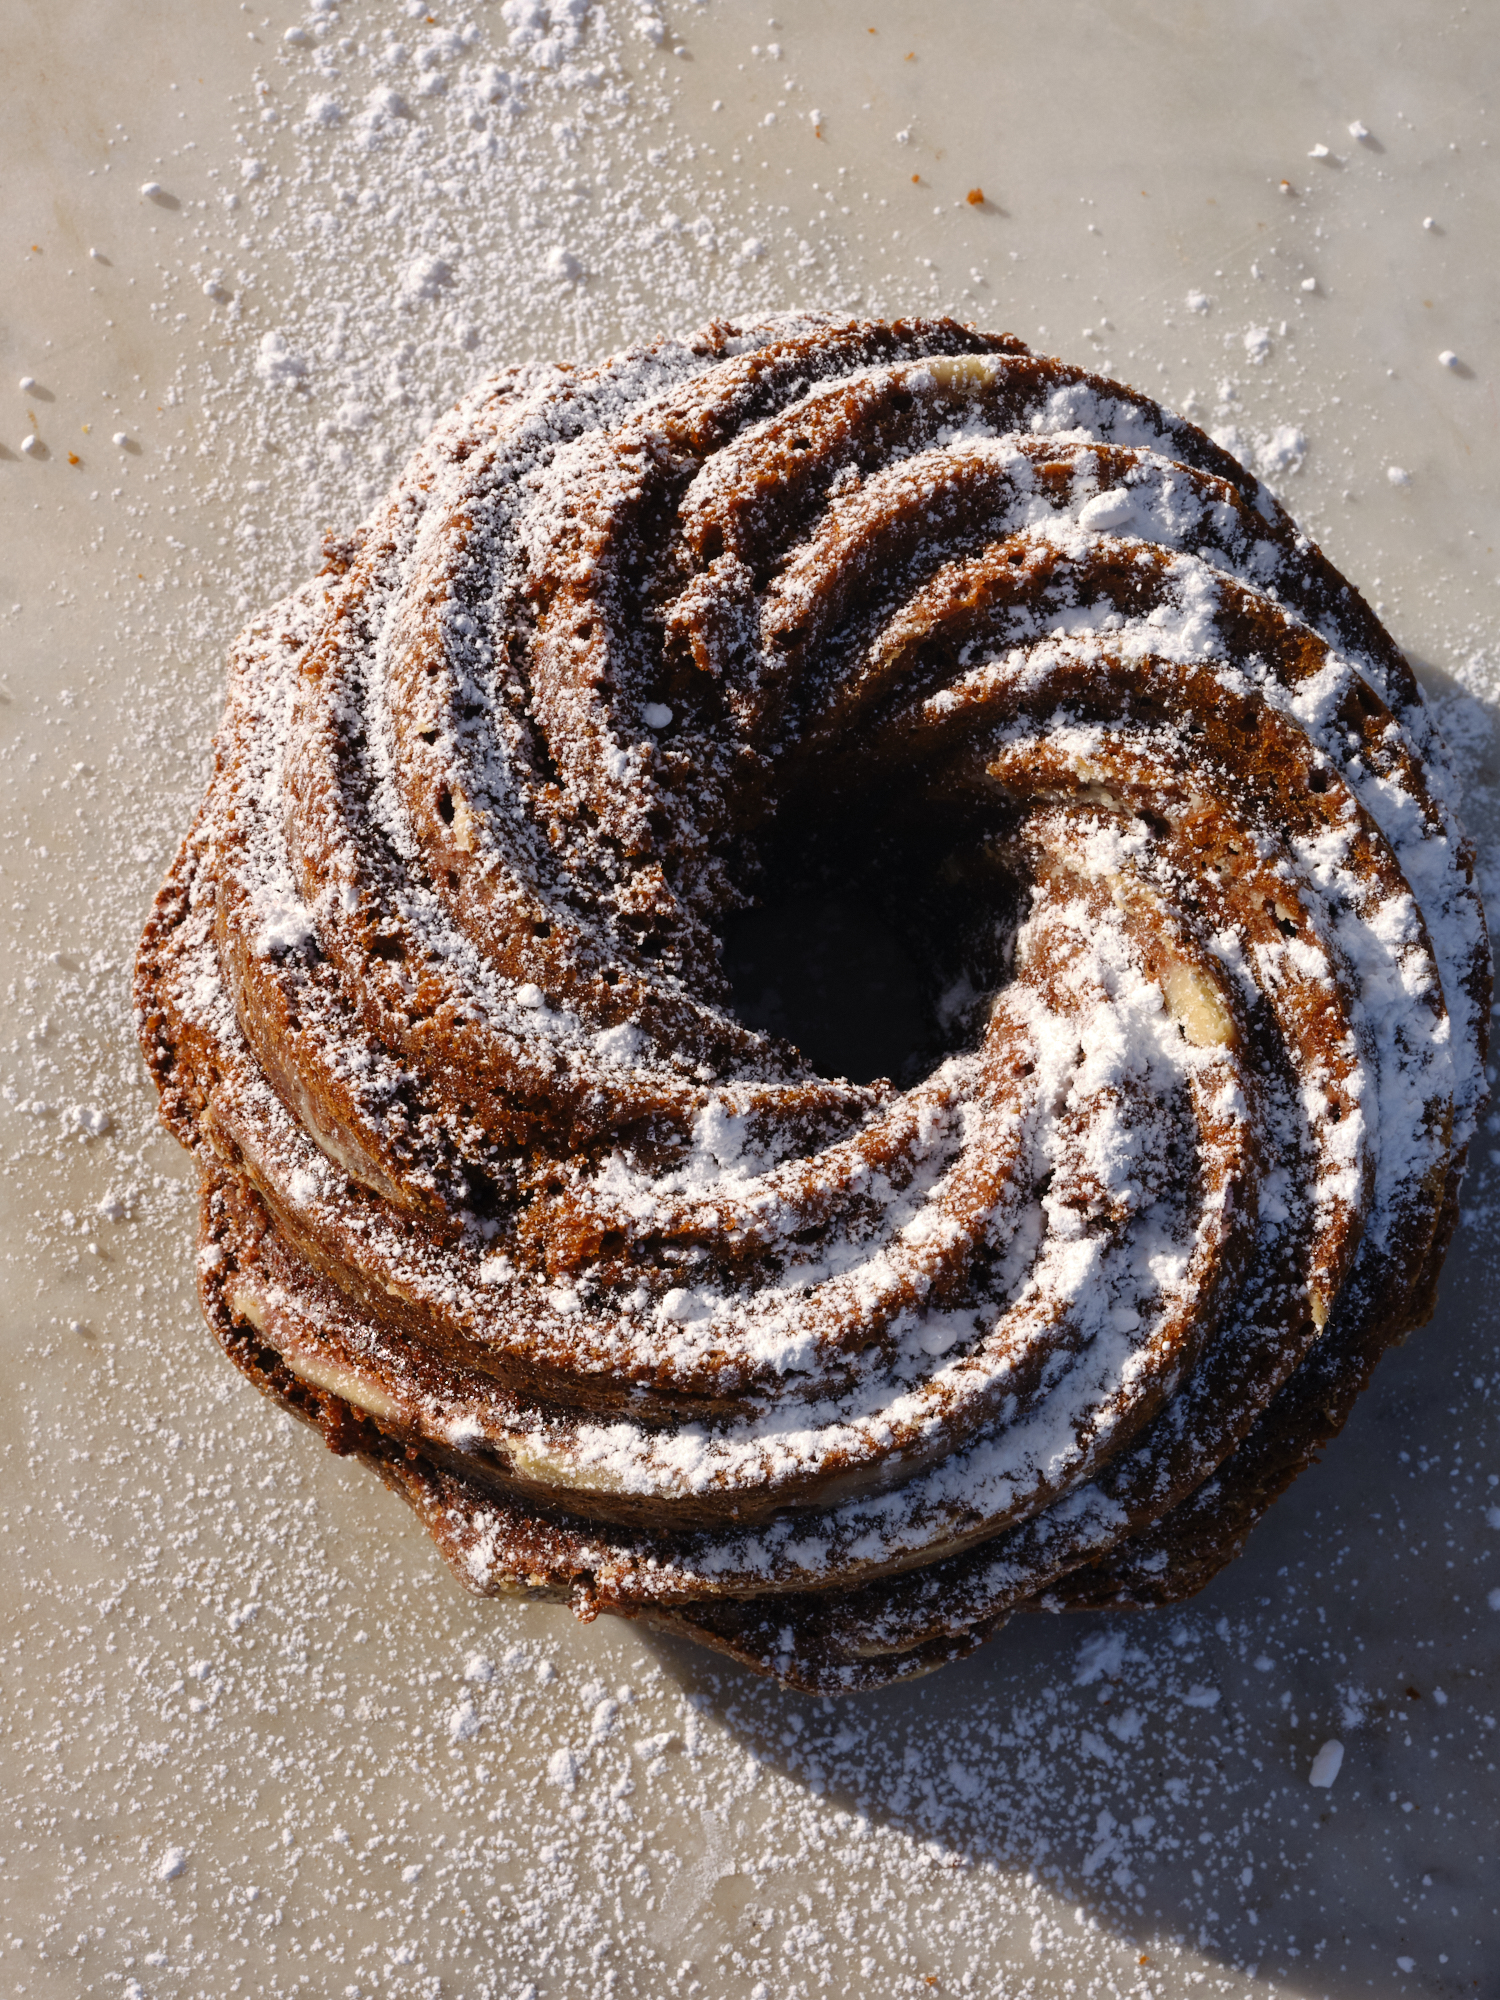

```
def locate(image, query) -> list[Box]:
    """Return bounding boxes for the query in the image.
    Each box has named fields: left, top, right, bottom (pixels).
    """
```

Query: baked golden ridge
left=136, top=316, right=1489, bottom=1692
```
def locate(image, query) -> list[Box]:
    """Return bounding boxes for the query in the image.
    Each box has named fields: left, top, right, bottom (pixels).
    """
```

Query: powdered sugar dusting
left=5, top=2, right=1500, bottom=1994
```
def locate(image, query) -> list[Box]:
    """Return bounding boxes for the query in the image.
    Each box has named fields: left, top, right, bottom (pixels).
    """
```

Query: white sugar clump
left=255, top=331, right=309, bottom=390
left=447, top=1698, right=482, bottom=1741
left=251, top=887, right=316, bottom=958
left=1255, top=424, right=1306, bottom=478
left=1309, top=1739, right=1345, bottom=1787
left=401, top=253, right=455, bottom=303
left=1073, top=1628, right=1129, bottom=1684
left=1077, top=487, right=1136, bottom=532
left=546, top=1745, right=578, bottom=1788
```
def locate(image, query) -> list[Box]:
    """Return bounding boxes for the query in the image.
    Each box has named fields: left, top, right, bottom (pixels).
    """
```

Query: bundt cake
left=135, top=316, right=1490, bottom=1691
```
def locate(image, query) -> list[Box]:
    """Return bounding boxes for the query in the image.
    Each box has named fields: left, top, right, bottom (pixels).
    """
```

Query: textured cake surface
left=135, top=315, right=1489, bottom=1692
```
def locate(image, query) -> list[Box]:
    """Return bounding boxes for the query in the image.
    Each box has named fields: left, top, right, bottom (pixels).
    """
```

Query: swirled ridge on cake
left=136, top=316, right=1489, bottom=1692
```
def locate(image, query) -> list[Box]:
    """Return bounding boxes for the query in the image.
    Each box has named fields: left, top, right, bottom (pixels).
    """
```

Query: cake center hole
left=721, top=890, right=931, bottom=1086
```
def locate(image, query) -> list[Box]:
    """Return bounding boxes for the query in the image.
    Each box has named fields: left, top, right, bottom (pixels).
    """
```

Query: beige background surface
left=2, top=3, right=1499, bottom=1997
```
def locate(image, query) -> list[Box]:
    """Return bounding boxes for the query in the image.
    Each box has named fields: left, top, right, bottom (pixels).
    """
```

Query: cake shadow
left=624, top=1234, right=1500, bottom=1996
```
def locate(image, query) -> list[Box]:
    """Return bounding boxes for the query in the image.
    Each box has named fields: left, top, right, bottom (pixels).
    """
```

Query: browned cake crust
left=135, top=316, right=1489, bottom=1692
